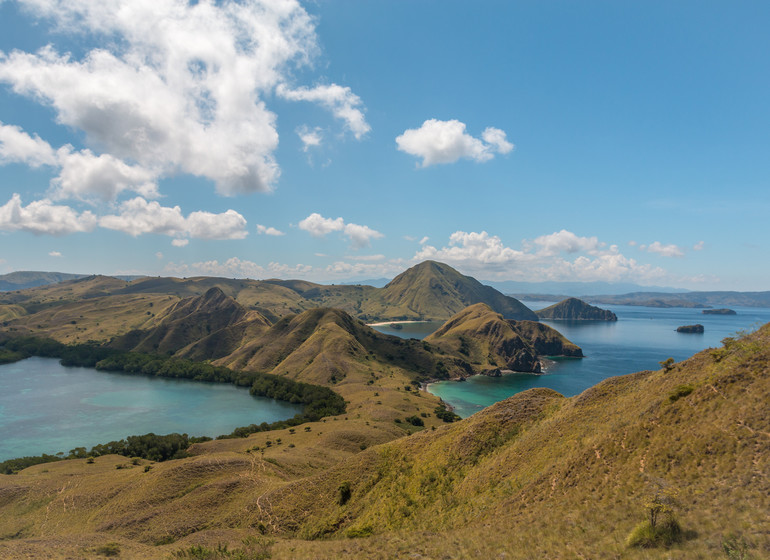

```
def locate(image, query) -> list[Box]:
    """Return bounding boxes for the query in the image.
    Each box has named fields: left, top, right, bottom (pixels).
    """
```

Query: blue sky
left=0, top=0, right=768, bottom=290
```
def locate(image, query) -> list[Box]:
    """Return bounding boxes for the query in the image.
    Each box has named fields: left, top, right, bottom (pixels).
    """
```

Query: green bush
left=626, top=518, right=682, bottom=548
left=668, top=384, right=695, bottom=402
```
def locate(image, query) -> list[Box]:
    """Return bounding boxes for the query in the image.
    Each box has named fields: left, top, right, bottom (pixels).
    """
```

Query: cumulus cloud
left=0, top=122, right=57, bottom=167
left=639, top=241, right=685, bottom=258
left=693, top=240, right=705, bottom=251
left=99, top=197, right=248, bottom=241
left=298, top=212, right=382, bottom=248
left=298, top=213, right=345, bottom=237
left=165, top=257, right=313, bottom=279
left=530, top=229, right=604, bottom=256
left=0, top=0, right=367, bottom=196
left=0, top=193, right=97, bottom=235
left=48, top=250, right=62, bottom=257
left=414, top=229, right=668, bottom=284
left=256, top=224, right=285, bottom=236
left=278, top=84, right=370, bottom=139
left=171, top=239, right=189, bottom=247
left=396, top=119, right=514, bottom=167
left=1, top=121, right=158, bottom=202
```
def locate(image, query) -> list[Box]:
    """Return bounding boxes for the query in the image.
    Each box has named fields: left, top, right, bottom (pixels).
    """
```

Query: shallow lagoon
left=0, top=357, right=302, bottom=461
left=372, top=303, right=770, bottom=418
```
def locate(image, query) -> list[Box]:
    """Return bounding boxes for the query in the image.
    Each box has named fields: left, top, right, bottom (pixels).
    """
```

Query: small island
left=702, top=308, right=737, bottom=315
left=677, top=324, right=705, bottom=333
left=535, top=297, right=617, bottom=321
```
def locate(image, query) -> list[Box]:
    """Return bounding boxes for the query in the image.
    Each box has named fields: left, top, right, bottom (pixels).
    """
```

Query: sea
left=371, top=303, right=770, bottom=418
left=0, top=358, right=302, bottom=461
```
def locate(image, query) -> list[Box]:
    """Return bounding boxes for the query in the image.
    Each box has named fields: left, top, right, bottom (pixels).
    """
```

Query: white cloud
left=155, top=251, right=164, bottom=259
left=1, top=121, right=159, bottom=202
left=296, top=125, right=323, bottom=152
left=49, top=250, right=62, bottom=257
left=640, top=241, right=685, bottom=258
left=166, top=257, right=314, bottom=279
left=531, top=230, right=604, bottom=256
left=256, top=224, right=285, bottom=236
left=171, top=239, right=188, bottom=247
left=414, top=229, right=669, bottom=284
left=278, top=84, right=370, bottom=139
left=0, top=122, right=57, bottom=167
left=693, top=240, right=705, bottom=251
left=0, top=0, right=365, bottom=196
left=99, top=197, right=247, bottom=240
left=0, top=193, right=97, bottom=235
left=53, top=148, right=158, bottom=202
left=166, top=257, right=267, bottom=279
left=396, top=119, right=513, bottom=167
left=343, top=223, right=383, bottom=249
left=481, top=127, right=514, bottom=154
left=298, top=213, right=345, bottom=237
left=416, top=231, right=528, bottom=265
left=298, top=212, right=382, bottom=248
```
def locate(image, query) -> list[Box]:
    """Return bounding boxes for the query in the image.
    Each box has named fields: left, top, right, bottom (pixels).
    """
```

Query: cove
left=374, top=304, right=770, bottom=418
left=0, top=357, right=302, bottom=461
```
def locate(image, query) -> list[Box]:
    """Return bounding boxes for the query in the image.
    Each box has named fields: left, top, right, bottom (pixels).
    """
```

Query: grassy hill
left=0, top=262, right=537, bottom=338
left=0, top=323, right=767, bottom=558
left=426, top=303, right=582, bottom=374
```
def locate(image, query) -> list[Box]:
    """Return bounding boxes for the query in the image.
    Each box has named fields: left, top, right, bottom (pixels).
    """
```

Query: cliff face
left=535, top=297, right=617, bottom=321
left=426, top=303, right=582, bottom=375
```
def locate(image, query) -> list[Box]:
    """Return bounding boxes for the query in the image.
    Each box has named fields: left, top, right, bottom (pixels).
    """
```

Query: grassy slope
left=426, top=303, right=582, bottom=374
left=0, top=262, right=536, bottom=341
left=0, top=324, right=767, bottom=558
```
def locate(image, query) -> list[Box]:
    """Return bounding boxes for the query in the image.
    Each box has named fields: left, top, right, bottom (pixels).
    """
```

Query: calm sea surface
left=0, top=357, right=302, bottom=461
left=372, top=304, right=770, bottom=418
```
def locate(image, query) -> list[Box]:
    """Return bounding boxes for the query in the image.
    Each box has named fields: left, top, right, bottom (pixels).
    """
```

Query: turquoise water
left=373, top=303, right=770, bottom=418
left=0, top=357, right=302, bottom=461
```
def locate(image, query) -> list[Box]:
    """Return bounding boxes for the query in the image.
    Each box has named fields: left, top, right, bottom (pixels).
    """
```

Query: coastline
left=366, top=320, right=433, bottom=327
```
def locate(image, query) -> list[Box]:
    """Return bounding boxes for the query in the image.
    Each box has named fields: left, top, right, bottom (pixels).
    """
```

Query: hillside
left=536, top=297, right=618, bottom=321
left=0, top=262, right=537, bottom=332
left=426, top=303, right=582, bottom=374
left=0, top=323, right=767, bottom=558
left=362, top=261, right=537, bottom=321
left=110, top=287, right=271, bottom=356
left=0, top=271, right=87, bottom=291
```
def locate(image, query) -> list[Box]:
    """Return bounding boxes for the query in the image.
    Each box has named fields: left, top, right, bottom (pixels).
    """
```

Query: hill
left=0, top=262, right=536, bottom=342
left=426, top=303, right=582, bottom=374
left=362, top=261, right=537, bottom=321
left=0, top=271, right=87, bottom=291
left=0, top=323, right=767, bottom=558
left=535, top=297, right=618, bottom=321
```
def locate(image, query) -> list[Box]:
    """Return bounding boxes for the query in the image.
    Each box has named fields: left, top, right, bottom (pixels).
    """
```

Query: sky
left=0, top=0, right=768, bottom=291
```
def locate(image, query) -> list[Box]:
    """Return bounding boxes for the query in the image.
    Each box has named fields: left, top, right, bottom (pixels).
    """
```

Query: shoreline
left=366, top=320, right=434, bottom=327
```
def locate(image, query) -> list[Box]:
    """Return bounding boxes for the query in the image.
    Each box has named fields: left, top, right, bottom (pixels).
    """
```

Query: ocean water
left=0, top=357, right=302, bottom=461
left=373, top=304, right=770, bottom=418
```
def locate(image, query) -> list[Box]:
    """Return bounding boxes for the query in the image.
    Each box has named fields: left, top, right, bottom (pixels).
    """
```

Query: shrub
left=626, top=518, right=682, bottom=548
left=94, top=542, right=121, bottom=557
left=338, top=481, right=352, bottom=505
left=668, top=384, right=695, bottom=402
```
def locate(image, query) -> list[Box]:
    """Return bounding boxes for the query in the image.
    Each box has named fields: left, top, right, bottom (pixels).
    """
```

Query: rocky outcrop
left=536, top=298, right=617, bottom=321
left=702, top=308, right=737, bottom=315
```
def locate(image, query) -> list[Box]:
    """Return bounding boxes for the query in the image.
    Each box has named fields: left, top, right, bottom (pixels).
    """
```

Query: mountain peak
left=379, top=261, right=537, bottom=321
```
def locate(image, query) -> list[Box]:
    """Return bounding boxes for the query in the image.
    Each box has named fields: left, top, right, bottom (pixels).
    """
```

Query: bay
left=373, top=304, right=770, bottom=418
left=0, top=357, right=302, bottom=461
